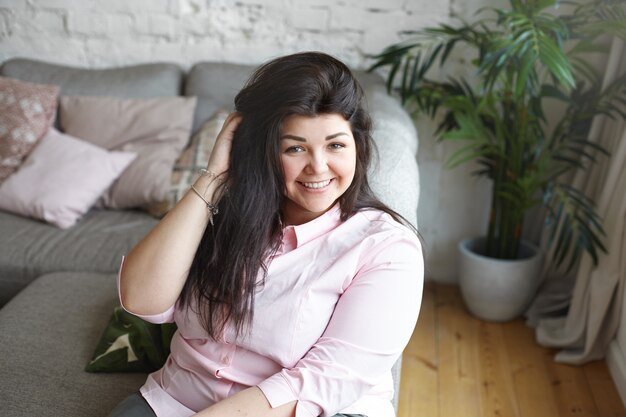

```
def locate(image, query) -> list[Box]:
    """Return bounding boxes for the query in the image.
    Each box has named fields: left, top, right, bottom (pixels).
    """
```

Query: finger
left=218, top=112, right=243, bottom=141
left=206, top=113, right=242, bottom=175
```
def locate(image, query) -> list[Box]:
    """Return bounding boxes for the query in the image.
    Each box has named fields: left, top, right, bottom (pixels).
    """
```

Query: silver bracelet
left=198, top=168, right=216, bottom=178
left=190, top=184, right=219, bottom=225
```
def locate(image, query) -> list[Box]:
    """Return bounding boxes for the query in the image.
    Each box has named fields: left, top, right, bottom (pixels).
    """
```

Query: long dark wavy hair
left=179, top=51, right=416, bottom=340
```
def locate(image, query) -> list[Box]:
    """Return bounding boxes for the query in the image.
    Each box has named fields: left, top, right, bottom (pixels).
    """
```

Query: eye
left=328, top=143, right=346, bottom=150
left=285, top=145, right=305, bottom=153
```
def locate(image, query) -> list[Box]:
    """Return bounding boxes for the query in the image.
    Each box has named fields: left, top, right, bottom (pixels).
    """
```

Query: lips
left=299, top=179, right=332, bottom=189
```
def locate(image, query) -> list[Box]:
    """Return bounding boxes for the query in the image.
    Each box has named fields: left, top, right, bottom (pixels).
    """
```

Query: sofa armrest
left=365, top=88, right=420, bottom=227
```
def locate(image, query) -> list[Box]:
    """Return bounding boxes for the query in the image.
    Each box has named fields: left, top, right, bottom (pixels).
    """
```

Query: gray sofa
left=0, top=57, right=420, bottom=417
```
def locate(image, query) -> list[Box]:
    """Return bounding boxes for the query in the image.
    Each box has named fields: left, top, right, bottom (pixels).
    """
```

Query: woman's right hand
left=206, top=112, right=243, bottom=176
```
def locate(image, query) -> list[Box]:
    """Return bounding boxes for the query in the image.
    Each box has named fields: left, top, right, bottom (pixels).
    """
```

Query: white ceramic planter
left=458, top=237, right=543, bottom=322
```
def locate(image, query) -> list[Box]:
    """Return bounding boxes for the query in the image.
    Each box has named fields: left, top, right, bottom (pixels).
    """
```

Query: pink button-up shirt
left=119, top=206, right=423, bottom=417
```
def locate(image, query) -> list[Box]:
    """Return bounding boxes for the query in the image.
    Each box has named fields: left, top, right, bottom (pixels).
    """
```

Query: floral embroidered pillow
left=0, top=76, right=59, bottom=182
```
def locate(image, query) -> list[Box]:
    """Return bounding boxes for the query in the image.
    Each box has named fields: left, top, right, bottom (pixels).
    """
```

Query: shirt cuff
left=257, top=373, right=320, bottom=417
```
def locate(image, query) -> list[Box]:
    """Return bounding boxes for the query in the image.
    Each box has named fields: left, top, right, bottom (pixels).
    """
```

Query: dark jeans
left=108, top=392, right=368, bottom=417
left=108, top=393, right=156, bottom=417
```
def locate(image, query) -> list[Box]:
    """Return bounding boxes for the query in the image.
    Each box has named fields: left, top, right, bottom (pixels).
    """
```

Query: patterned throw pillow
left=146, top=110, right=229, bottom=217
left=0, top=76, right=59, bottom=182
left=85, top=306, right=177, bottom=373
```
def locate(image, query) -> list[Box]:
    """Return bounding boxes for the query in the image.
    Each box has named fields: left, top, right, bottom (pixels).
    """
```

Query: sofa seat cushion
left=0, top=271, right=147, bottom=417
left=0, top=208, right=157, bottom=306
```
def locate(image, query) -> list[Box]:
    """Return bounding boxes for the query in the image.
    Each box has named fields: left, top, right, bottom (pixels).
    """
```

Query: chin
left=304, top=198, right=337, bottom=212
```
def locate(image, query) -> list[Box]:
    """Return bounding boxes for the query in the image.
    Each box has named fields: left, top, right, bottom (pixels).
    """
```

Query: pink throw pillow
left=0, top=76, right=59, bottom=182
left=0, top=128, right=136, bottom=229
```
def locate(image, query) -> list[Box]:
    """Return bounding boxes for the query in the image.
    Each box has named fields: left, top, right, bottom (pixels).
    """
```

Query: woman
left=112, top=52, right=424, bottom=417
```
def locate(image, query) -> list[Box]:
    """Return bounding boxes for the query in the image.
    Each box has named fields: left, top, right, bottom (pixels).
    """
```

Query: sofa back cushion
left=0, top=58, right=183, bottom=98
left=185, top=62, right=253, bottom=133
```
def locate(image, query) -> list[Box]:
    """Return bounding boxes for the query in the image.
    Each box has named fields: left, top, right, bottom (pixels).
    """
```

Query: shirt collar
left=283, top=204, right=342, bottom=249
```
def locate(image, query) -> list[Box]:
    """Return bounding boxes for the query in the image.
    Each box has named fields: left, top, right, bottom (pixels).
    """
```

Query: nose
left=306, top=150, right=328, bottom=174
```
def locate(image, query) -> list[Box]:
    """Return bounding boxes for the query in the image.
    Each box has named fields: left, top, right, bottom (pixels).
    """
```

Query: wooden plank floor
left=398, top=282, right=626, bottom=417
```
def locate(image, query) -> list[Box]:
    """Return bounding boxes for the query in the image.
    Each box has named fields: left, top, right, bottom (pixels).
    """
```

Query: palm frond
left=545, top=183, right=607, bottom=270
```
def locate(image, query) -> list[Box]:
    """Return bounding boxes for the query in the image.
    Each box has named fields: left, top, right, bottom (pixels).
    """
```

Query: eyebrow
left=280, top=132, right=349, bottom=142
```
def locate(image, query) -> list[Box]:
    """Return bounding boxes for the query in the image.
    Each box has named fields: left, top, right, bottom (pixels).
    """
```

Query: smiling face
left=279, top=113, right=357, bottom=225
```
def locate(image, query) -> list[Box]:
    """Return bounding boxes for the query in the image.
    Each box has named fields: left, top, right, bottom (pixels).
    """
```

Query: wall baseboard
left=607, top=340, right=626, bottom=407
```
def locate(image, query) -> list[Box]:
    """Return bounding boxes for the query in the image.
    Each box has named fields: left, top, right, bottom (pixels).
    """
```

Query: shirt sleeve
left=117, top=256, right=176, bottom=324
left=257, top=231, right=424, bottom=417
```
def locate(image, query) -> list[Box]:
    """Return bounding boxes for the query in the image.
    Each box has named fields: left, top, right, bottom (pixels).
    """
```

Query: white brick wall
left=67, top=13, right=134, bottom=38
left=0, top=0, right=454, bottom=69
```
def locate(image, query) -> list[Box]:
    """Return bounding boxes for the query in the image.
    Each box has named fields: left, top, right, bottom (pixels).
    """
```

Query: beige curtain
left=525, top=38, right=626, bottom=365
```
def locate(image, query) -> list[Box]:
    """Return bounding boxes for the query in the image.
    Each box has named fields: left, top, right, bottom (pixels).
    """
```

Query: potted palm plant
left=370, top=0, right=626, bottom=321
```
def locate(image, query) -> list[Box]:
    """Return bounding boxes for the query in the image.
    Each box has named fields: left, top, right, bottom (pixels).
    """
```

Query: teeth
left=301, top=179, right=331, bottom=189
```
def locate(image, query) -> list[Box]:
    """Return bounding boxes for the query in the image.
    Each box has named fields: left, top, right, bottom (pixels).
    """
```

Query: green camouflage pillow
left=85, top=305, right=177, bottom=373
